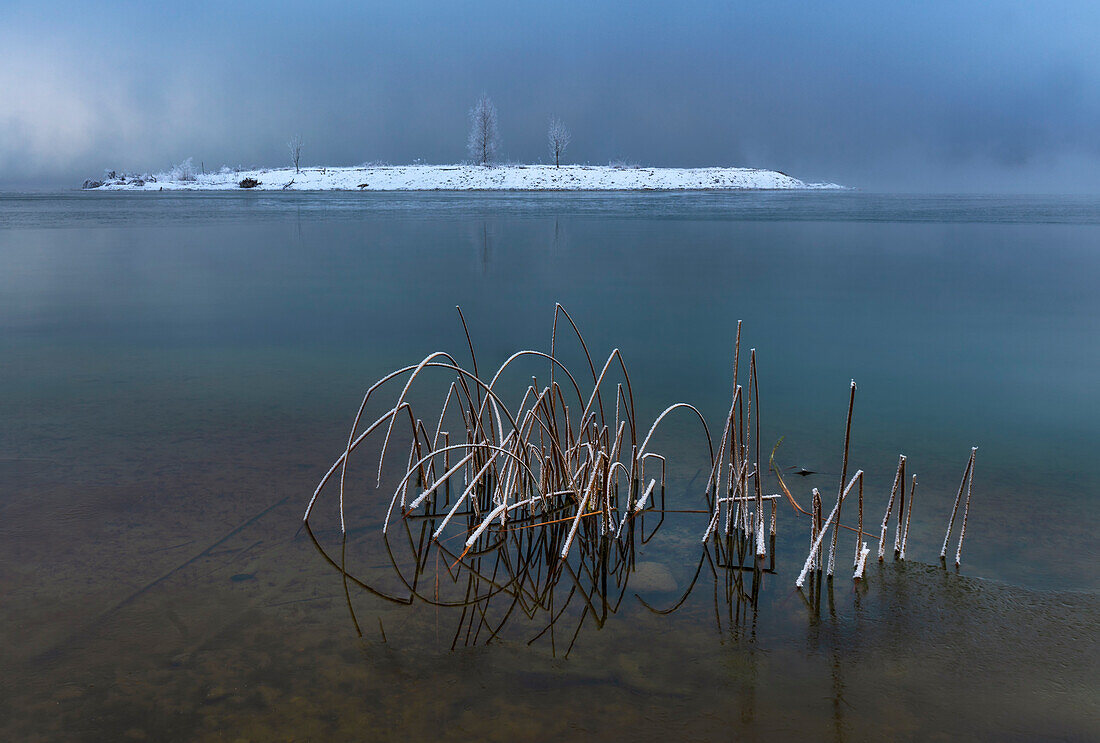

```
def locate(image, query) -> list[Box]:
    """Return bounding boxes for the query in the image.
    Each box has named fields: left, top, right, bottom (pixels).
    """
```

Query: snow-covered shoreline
left=84, top=164, right=843, bottom=191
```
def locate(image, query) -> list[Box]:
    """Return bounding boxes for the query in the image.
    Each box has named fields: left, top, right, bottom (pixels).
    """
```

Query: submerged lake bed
left=1, top=191, right=1097, bottom=741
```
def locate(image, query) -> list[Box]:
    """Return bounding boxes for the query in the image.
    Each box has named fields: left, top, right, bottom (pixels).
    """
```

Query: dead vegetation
left=303, top=306, right=977, bottom=647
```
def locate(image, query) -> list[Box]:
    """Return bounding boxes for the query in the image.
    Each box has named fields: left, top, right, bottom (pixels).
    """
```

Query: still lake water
left=0, top=191, right=1097, bottom=740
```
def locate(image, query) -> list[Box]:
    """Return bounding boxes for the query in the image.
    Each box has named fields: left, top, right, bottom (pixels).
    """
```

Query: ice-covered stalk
left=756, top=508, right=767, bottom=557
left=810, top=488, right=822, bottom=572
left=828, top=470, right=862, bottom=576
left=723, top=462, right=735, bottom=535
left=954, top=448, right=977, bottom=566
left=900, top=474, right=916, bottom=560
left=853, top=542, right=870, bottom=580
left=941, top=447, right=977, bottom=560
left=405, top=449, right=476, bottom=512
left=878, top=455, right=906, bottom=560
left=830, top=379, right=856, bottom=573
left=838, top=380, right=855, bottom=482
left=797, top=484, right=848, bottom=589
left=466, top=501, right=510, bottom=547
left=432, top=454, right=499, bottom=540
left=616, top=478, right=656, bottom=538
left=400, top=439, right=417, bottom=507
left=750, top=349, right=765, bottom=558
left=560, top=454, right=603, bottom=559
left=853, top=468, right=864, bottom=567
left=894, top=460, right=907, bottom=557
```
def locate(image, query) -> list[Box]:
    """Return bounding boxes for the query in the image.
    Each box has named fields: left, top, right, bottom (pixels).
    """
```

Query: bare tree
left=467, top=96, right=499, bottom=166
left=288, top=134, right=303, bottom=174
left=547, top=117, right=571, bottom=167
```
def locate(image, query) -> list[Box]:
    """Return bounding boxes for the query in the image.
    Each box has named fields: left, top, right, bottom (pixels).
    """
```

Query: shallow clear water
left=1, top=191, right=1097, bottom=741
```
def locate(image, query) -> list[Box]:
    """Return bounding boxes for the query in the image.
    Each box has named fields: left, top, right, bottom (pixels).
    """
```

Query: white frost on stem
left=466, top=501, right=510, bottom=548
left=756, top=510, right=766, bottom=557
left=828, top=470, right=862, bottom=576
left=900, top=474, right=916, bottom=560
left=853, top=542, right=870, bottom=580
left=955, top=449, right=977, bottom=566
left=634, top=478, right=658, bottom=513
left=941, top=447, right=977, bottom=560
left=878, top=455, right=906, bottom=560
left=797, top=486, right=845, bottom=589
left=560, top=456, right=602, bottom=559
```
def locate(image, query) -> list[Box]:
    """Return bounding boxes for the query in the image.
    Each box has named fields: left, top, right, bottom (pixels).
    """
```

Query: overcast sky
left=2, top=1, right=1099, bottom=191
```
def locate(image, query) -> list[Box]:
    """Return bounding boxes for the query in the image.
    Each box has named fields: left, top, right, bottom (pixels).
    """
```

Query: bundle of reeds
left=304, top=305, right=716, bottom=561
left=304, top=307, right=979, bottom=644
left=304, top=306, right=725, bottom=648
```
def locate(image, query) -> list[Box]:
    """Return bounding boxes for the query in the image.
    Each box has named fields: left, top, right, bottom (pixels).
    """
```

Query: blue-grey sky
left=2, top=1, right=1099, bottom=191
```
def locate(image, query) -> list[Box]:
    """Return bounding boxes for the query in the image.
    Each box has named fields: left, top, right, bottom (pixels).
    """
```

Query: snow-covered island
left=83, top=163, right=842, bottom=191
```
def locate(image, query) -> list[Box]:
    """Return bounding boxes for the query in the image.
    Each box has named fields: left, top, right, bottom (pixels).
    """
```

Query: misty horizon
left=3, top=1, right=1099, bottom=192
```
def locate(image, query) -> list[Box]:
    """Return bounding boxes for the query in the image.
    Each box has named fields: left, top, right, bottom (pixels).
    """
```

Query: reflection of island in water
left=305, top=305, right=981, bottom=654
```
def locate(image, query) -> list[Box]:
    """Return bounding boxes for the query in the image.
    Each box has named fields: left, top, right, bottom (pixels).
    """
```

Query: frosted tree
left=547, top=117, right=571, bottom=167
left=467, top=96, right=500, bottom=166
left=288, top=134, right=303, bottom=174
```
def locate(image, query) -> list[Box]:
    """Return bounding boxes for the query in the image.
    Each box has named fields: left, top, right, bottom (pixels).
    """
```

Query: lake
left=1, top=190, right=1097, bottom=741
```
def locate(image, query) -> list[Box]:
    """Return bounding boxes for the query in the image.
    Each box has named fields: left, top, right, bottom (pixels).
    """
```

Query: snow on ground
left=85, top=164, right=843, bottom=191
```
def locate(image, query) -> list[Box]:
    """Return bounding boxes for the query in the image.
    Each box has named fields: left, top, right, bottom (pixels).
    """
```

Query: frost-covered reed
left=878, top=455, right=906, bottom=561
left=942, top=447, right=977, bottom=566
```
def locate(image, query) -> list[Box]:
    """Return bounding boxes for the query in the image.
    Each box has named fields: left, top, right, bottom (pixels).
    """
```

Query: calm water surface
left=0, top=191, right=1097, bottom=741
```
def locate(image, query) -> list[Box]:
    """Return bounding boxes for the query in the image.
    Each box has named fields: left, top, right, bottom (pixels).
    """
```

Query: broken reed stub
left=854, top=542, right=870, bottom=580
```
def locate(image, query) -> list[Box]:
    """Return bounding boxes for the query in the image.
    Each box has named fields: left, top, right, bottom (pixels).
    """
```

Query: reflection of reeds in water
left=304, top=307, right=979, bottom=644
